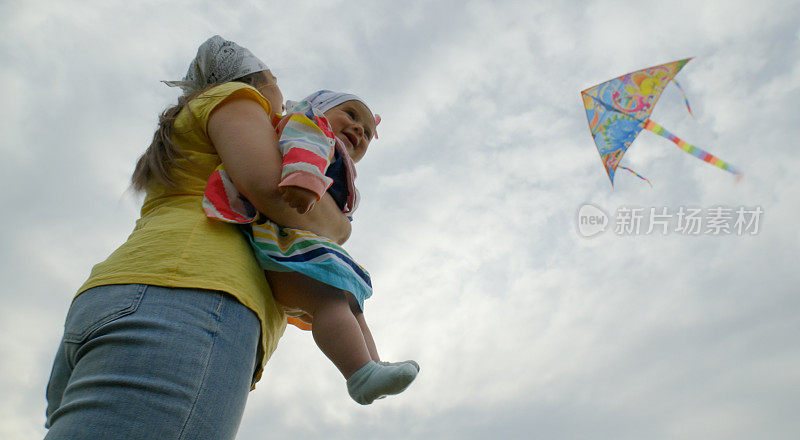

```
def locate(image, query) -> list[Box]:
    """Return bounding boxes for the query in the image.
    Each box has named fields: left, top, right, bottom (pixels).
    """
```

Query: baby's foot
left=346, top=361, right=418, bottom=405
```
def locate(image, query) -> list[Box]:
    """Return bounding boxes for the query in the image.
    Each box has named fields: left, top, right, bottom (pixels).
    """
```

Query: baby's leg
left=266, top=271, right=371, bottom=378
left=346, top=296, right=420, bottom=372
left=347, top=295, right=380, bottom=362
left=266, top=271, right=418, bottom=404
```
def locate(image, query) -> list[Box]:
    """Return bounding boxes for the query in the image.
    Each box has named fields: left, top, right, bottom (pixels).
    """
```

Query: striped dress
left=202, top=102, right=372, bottom=328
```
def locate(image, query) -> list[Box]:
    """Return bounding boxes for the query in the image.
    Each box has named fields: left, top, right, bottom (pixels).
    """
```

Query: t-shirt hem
left=76, top=275, right=286, bottom=386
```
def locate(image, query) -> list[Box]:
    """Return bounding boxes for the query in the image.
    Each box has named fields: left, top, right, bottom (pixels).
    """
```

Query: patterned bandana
left=163, top=35, right=268, bottom=94
left=286, top=90, right=381, bottom=137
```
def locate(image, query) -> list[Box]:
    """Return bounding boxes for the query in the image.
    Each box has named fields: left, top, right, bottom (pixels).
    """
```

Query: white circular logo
left=577, top=203, right=609, bottom=238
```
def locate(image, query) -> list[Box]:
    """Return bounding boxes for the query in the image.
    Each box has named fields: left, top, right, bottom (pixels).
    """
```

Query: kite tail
left=643, top=119, right=743, bottom=178
left=618, top=166, right=653, bottom=188
left=672, top=79, right=694, bottom=118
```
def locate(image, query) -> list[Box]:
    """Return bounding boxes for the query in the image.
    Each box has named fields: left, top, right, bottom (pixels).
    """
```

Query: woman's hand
left=208, top=97, right=351, bottom=243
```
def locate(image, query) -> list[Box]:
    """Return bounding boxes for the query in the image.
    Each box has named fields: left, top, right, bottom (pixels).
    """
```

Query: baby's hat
left=287, top=90, right=369, bottom=114
left=287, top=90, right=381, bottom=136
left=163, top=35, right=268, bottom=94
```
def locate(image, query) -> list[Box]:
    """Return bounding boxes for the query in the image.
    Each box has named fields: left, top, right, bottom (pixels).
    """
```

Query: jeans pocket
left=63, top=284, right=146, bottom=344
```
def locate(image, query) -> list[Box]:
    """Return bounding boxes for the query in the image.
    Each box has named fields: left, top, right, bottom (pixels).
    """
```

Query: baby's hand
left=279, top=186, right=318, bottom=214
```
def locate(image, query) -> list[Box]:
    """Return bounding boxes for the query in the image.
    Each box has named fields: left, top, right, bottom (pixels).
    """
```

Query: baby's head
left=290, top=90, right=380, bottom=163
left=324, top=100, right=375, bottom=163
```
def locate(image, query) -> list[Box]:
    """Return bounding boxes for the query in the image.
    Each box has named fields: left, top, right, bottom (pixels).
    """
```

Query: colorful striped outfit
left=203, top=102, right=372, bottom=328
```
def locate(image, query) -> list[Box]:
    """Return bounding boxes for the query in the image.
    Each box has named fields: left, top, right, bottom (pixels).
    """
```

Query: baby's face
left=325, top=100, right=376, bottom=163
left=256, top=70, right=284, bottom=116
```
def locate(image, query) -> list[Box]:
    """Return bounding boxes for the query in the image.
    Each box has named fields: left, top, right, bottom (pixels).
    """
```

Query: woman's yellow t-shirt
left=77, top=82, right=285, bottom=385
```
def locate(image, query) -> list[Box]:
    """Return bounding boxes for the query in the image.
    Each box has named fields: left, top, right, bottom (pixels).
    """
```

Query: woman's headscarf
left=163, top=35, right=268, bottom=95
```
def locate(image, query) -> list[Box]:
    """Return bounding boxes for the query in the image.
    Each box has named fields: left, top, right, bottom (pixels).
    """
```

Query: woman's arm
left=207, top=98, right=351, bottom=244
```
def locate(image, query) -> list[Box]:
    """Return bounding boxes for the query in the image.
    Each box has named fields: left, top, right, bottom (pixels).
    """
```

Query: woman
left=43, top=35, right=350, bottom=440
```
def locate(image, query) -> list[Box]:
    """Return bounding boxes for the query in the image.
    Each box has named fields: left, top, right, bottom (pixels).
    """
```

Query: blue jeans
left=44, top=284, right=262, bottom=440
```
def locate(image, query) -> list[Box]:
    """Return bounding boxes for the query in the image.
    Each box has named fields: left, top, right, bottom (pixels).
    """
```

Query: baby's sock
left=379, top=360, right=420, bottom=372
left=346, top=361, right=418, bottom=405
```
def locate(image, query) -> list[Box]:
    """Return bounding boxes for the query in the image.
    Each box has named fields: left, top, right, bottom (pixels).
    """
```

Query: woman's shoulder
left=198, top=81, right=257, bottom=98
left=185, top=82, right=272, bottom=130
left=193, top=82, right=269, bottom=108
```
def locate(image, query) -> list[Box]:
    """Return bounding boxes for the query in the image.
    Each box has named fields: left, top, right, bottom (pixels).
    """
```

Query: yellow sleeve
left=188, top=82, right=273, bottom=139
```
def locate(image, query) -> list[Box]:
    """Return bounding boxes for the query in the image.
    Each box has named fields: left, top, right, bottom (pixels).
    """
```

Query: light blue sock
left=346, top=361, right=418, bottom=405
left=379, top=360, right=420, bottom=372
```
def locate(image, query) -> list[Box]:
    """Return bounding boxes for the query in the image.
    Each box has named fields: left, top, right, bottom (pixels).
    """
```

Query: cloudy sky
left=2, top=0, right=799, bottom=438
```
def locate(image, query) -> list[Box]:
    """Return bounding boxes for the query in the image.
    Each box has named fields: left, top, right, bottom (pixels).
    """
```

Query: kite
left=581, top=58, right=742, bottom=187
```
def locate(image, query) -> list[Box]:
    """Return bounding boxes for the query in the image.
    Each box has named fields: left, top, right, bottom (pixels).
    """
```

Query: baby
left=204, top=85, right=419, bottom=405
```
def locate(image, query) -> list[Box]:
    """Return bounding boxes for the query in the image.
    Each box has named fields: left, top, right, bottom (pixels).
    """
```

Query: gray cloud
left=2, top=0, right=798, bottom=439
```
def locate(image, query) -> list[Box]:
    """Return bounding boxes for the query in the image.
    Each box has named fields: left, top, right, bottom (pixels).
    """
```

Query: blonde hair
left=131, top=71, right=273, bottom=192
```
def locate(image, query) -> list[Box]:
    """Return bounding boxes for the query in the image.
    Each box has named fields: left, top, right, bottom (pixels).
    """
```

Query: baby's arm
left=275, top=102, right=337, bottom=215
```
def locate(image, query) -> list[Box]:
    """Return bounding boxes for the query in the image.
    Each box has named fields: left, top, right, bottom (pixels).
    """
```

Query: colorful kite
left=581, top=58, right=742, bottom=187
